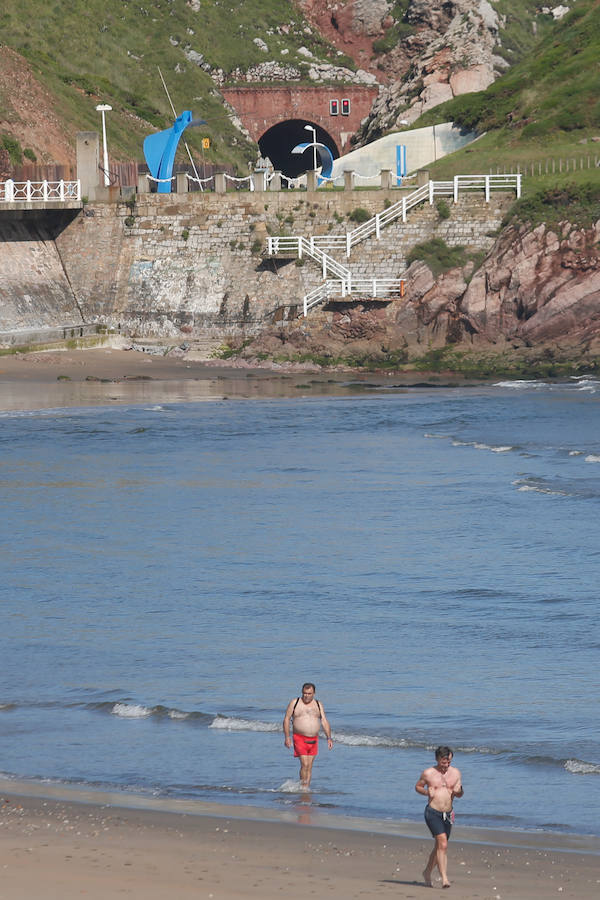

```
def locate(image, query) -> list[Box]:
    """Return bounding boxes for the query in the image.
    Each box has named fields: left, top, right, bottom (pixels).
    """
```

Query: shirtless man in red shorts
left=415, top=746, right=464, bottom=889
left=283, top=683, right=333, bottom=788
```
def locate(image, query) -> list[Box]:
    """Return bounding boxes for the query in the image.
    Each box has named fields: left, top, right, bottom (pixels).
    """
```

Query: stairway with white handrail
left=267, top=174, right=522, bottom=316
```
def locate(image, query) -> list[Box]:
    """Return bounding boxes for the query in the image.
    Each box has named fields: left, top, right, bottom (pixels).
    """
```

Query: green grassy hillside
left=0, top=0, right=348, bottom=169
left=416, top=0, right=600, bottom=186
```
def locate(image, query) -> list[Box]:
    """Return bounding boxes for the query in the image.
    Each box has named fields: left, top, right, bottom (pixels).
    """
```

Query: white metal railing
left=271, top=174, right=521, bottom=259
left=0, top=179, right=81, bottom=202
left=303, top=277, right=407, bottom=316
left=268, top=235, right=350, bottom=281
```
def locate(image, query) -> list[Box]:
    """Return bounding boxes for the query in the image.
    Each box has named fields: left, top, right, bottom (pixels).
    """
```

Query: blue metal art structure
left=291, top=141, right=335, bottom=184
left=396, top=144, right=407, bottom=185
left=143, top=110, right=206, bottom=194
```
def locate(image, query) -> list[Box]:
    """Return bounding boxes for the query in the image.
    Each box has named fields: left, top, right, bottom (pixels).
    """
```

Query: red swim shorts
left=293, top=733, right=319, bottom=757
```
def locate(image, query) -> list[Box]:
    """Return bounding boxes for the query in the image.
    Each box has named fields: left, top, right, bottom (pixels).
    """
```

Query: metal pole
left=96, top=104, right=112, bottom=187
left=304, top=124, right=317, bottom=171
left=101, top=110, right=109, bottom=186
left=157, top=66, right=202, bottom=186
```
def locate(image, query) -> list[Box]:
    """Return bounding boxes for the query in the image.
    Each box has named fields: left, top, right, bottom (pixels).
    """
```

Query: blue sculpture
left=291, top=141, right=335, bottom=185
left=143, top=110, right=206, bottom=194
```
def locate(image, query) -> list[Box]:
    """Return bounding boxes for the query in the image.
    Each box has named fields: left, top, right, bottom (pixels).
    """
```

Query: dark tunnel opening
left=258, top=120, right=339, bottom=178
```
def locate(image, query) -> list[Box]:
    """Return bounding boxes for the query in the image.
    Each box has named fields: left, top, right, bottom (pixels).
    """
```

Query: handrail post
left=304, top=295, right=308, bottom=317
left=346, top=231, right=351, bottom=258
left=298, top=239, right=303, bottom=260
left=402, top=196, right=406, bottom=223
left=429, top=181, right=434, bottom=204
left=516, top=173, right=522, bottom=198
left=375, top=213, right=380, bottom=239
left=322, top=253, right=327, bottom=279
left=454, top=175, right=459, bottom=203
left=485, top=174, right=490, bottom=203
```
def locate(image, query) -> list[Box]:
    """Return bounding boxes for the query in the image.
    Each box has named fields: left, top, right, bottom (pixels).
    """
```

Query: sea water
left=1, top=378, right=599, bottom=836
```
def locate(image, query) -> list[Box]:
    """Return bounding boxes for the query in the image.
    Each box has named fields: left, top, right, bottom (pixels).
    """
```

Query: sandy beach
left=0, top=782, right=598, bottom=900
left=0, top=346, right=476, bottom=411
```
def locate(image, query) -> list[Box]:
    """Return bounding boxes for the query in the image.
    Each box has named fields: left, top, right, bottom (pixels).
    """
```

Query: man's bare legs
left=423, top=834, right=450, bottom=888
left=299, top=754, right=315, bottom=789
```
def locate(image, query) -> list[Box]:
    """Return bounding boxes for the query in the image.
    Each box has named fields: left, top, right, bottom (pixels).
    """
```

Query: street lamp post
left=304, top=124, right=317, bottom=172
left=95, top=104, right=112, bottom=187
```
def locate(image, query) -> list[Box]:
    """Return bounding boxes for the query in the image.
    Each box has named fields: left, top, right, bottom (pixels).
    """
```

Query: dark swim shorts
left=424, top=804, right=453, bottom=838
left=293, top=733, right=319, bottom=757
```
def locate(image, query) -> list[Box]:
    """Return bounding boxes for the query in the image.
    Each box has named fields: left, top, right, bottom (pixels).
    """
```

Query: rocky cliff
left=238, top=215, right=600, bottom=372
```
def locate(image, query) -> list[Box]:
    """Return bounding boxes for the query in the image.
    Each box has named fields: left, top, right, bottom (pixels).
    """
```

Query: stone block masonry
left=0, top=209, right=83, bottom=334
left=1, top=190, right=514, bottom=343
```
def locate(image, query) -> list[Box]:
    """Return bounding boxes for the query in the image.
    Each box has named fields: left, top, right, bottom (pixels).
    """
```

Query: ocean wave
left=111, top=703, right=153, bottom=718
left=209, top=720, right=505, bottom=756
left=209, top=716, right=280, bottom=733
left=512, top=478, right=568, bottom=496
left=564, top=759, right=600, bottom=775
left=86, top=700, right=211, bottom=723
left=452, top=440, right=514, bottom=453
left=495, top=378, right=600, bottom=394
left=494, top=380, right=549, bottom=390
left=584, top=454, right=600, bottom=463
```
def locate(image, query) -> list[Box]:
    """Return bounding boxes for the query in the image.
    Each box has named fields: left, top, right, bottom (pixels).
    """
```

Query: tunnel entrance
left=258, top=120, right=339, bottom=179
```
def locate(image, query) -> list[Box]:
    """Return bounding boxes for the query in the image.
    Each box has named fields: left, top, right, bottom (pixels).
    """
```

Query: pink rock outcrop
left=460, top=221, right=600, bottom=345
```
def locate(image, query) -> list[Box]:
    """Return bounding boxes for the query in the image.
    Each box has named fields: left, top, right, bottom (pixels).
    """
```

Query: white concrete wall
left=330, top=123, right=478, bottom=180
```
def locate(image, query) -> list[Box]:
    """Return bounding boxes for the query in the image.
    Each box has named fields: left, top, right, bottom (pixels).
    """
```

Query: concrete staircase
left=267, top=175, right=521, bottom=315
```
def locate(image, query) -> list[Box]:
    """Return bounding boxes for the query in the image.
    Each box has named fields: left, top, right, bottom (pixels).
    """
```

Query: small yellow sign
left=202, top=138, right=210, bottom=149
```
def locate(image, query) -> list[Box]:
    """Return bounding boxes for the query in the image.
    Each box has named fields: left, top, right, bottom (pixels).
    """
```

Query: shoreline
left=1, top=778, right=599, bottom=854
left=0, top=347, right=487, bottom=412
left=1, top=780, right=599, bottom=900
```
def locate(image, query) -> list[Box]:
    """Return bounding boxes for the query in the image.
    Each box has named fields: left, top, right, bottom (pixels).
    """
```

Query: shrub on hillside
left=406, top=238, right=467, bottom=277
left=348, top=207, right=371, bottom=223
left=504, top=182, right=600, bottom=228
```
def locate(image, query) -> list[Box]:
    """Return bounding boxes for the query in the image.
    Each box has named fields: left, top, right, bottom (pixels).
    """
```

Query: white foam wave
left=515, top=484, right=567, bottom=496
left=333, top=732, right=409, bottom=748
left=569, top=450, right=583, bottom=456
left=209, top=716, right=279, bottom=732
left=168, top=710, right=189, bottom=720
left=278, top=779, right=304, bottom=793
left=453, top=440, right=513, bottom=453
left=564, top=759, right=600, bottom=775
left=478, top=443, right=513, bottom=453
left=584, top=454, right=600, bottom=463
left=494, top=380, right=547, bottom=389
left=111, top=702, right=152, bottom=718
left=424, top=432, right=449, bottom=439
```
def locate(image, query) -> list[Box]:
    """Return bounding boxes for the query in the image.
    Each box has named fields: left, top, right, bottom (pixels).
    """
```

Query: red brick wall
left=222, top=85, right=379, bottom=154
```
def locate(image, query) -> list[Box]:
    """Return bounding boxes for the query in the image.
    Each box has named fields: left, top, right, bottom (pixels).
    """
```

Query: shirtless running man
left=415, top=746, right=464, bottom=889
left=283, top=683, right=333, bottom=788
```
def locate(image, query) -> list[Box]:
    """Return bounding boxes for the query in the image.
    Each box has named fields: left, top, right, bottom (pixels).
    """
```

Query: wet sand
left=1, top=781, right=598, bottom=900
left=0, top=347, right=477, bottom=411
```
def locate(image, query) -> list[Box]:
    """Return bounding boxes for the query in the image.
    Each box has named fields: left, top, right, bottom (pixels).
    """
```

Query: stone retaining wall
left=1, top=190, right=514, bottom=344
